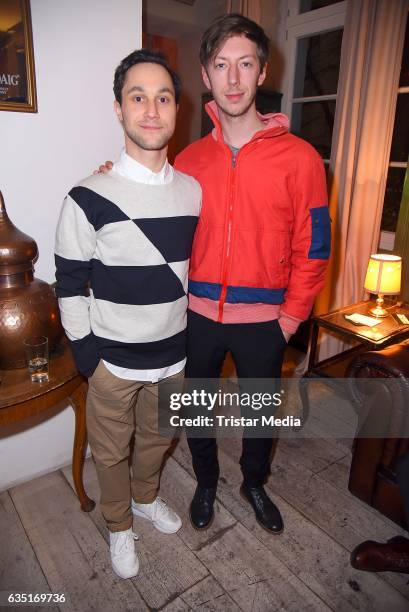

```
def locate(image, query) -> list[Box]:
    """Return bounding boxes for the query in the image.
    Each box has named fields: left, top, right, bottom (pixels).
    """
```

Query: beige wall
left=0, top=0, right=141, bottom=492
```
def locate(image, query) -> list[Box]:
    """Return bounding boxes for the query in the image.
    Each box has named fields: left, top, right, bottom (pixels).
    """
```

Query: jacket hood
left=205, top=100, right=289, bottom=143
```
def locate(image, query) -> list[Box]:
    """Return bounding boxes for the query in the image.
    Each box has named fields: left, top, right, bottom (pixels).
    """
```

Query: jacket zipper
left=218, top=152, right=237, bottom=322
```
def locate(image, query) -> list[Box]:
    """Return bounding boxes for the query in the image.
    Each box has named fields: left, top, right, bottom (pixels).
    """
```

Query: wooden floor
left=2, top=355, right=409, bottom=611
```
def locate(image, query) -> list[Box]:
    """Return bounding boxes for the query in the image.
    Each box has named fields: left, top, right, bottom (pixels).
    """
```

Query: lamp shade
left=364, top=254, right=402, bottom=295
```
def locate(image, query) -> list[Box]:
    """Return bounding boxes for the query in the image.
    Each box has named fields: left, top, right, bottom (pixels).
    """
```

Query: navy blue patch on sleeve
left=308, top=206, right=331, bottom=260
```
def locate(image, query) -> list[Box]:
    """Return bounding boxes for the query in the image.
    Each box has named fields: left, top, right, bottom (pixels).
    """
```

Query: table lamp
left=364, top=254, right=402, bottom=317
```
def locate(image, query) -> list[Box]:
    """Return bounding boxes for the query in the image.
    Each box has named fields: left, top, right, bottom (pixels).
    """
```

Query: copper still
left=0, top=191, right=63, bottom=369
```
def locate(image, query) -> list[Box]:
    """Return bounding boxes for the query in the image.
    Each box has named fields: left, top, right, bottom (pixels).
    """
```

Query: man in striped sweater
left=55, top=50, right=201, bottom=579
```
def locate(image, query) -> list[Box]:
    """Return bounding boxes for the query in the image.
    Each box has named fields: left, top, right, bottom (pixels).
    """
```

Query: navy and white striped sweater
left=55, top=170, right=201, bottom=377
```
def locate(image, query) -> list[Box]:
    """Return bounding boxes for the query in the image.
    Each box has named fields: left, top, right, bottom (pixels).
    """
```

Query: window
left=299, top=0, right=342, bottom=13
left=379, top=14, right=409, bottom=251
left=283, top=1, right=346, bottom=165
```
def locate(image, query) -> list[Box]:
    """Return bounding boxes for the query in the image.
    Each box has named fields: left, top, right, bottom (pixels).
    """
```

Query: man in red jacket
left=98, top=14, right=330, bottom=534
left=174, top=13, right=330, bottom=534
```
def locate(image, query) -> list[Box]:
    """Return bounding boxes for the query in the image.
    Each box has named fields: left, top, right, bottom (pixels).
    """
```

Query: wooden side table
left=306, top=300, right=409, bottom=376
left=299, top=300, right=409, bottom=424
left=0, top=340, right=94, bottom=512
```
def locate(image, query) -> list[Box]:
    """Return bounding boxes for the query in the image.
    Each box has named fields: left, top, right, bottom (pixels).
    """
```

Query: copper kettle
left=0, top=191, right=63, bottom=369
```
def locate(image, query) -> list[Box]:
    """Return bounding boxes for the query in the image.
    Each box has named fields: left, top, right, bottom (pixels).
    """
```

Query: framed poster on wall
left=0, top=0, right=37, bottom=113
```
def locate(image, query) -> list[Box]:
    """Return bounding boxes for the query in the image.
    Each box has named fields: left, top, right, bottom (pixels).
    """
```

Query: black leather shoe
left=190, top=486, right=217, bottom=530
left=240, top=484, right=284, bottom=534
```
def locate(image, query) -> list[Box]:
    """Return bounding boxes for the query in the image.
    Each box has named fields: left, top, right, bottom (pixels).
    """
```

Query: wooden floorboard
left=157, top=457, right=331, bottom=611
left=193, top=522, right=331, bottom=612
left=63, top=456, right=331, bottom=611
left=5, top=364, right=409, bottom=612
left=316, top=454, right=352, bottom=491
left=272, top=439, right=408, bottom=545
left=276, top=436, right=347, bottom=475
left=0, top=490, right=57, bottom=612
left=169, top=436, right=409, bottom=611
left=62, top=460, right=213, bottom=610
left=161, top=575, right=241, bottom=611
left=9, top=471, right=146, bottom=612
left=212, top=434, right=409, bottom=603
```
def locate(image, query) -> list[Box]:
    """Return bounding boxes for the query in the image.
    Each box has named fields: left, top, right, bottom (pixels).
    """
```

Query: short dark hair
left=200, top=13, right=270, bottom=71
left=113, top=48, right=182, bottom=104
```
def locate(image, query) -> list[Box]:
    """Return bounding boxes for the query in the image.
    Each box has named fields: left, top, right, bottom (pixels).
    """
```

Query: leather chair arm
left=346, top=342, right=409, bottom=448
left=346, top=343, right=409, bottom=380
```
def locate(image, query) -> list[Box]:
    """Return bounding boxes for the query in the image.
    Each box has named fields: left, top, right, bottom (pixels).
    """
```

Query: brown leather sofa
left=346, top=342, right=409, bottom=528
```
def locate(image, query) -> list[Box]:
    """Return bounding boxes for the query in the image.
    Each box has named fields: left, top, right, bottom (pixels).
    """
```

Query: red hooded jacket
left=174, top=102, right=330, bottom=334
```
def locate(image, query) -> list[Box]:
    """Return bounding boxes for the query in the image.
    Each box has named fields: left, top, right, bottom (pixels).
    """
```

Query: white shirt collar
left=112, top=149, right=173, bottom=185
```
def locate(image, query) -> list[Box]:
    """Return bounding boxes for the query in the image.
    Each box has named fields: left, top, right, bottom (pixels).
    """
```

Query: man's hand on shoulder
left=93, top=160, right=113, bottom=175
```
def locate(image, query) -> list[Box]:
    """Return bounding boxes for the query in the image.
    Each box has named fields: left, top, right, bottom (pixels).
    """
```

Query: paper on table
left=344, top=313, right=381, bottom=327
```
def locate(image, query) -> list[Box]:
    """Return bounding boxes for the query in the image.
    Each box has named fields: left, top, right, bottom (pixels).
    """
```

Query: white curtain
left=315, top=0, right=409, bottom=361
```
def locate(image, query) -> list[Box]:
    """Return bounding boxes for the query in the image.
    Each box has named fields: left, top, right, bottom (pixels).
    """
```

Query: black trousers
left=185, top=310, right=287, bottom=488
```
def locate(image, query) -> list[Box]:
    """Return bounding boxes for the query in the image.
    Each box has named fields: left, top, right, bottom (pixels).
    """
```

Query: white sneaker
left=132, top=497, right=182, bottom=534
left=109, top=528, right=139, bottom=579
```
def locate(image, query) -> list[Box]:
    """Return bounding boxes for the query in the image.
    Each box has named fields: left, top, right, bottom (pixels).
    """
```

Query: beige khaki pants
left=86, top=360, right=182, bottom=532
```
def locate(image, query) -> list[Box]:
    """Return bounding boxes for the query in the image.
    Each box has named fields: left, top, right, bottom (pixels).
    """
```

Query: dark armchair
left=346, top=342, right=409, bottom=529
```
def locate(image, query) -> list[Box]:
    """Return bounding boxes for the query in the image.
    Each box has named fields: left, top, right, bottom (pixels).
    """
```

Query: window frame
left=379, top=82, right=409, bottom=251
left=283, top=1, right=347, bottom=165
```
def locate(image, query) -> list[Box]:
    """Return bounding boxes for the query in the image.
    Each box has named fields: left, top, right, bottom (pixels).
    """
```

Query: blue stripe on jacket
left=188, top=280, right=285, bottom=304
